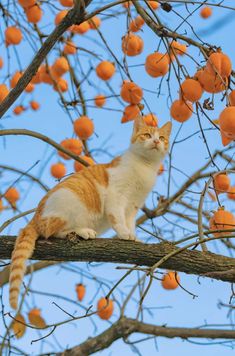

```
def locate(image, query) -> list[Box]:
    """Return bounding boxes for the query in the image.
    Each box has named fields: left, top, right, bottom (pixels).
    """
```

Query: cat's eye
left=143, top=133, right=151, bottom=139
left=159, top=136, right=165, bottom=142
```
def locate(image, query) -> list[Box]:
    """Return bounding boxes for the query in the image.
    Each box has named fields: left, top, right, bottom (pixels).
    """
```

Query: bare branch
left=58, top=316, right=235, bottom=355
left=0, top=129, right=90, bottom=165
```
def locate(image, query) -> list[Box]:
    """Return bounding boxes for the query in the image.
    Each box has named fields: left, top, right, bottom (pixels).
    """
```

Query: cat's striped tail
left=9, top=221, right=38, bottom=310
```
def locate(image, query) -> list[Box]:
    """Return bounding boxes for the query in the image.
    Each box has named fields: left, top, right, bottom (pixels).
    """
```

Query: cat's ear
left=133, top=114, right=146, bottom=134
left=159, top=121, right=172, bottom=137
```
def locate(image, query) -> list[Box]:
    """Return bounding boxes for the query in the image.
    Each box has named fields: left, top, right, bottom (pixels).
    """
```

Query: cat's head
left=130, top=115, right=172, bottom=161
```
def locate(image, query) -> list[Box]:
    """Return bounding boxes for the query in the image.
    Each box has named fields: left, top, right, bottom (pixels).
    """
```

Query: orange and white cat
left=9, top=115, right=172, bottom=309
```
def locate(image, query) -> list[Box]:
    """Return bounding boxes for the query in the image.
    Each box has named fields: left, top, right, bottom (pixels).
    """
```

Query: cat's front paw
left=118, top=231, right=136, bottom=241
left=76, top=228, right=97, bottom=240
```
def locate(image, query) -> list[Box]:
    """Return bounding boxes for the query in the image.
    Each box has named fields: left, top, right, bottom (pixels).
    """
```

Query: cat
left=9, top=115, right=172, bottom=309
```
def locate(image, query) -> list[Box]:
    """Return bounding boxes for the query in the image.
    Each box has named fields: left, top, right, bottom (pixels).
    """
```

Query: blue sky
left=1, top=1, right=235, bottom=355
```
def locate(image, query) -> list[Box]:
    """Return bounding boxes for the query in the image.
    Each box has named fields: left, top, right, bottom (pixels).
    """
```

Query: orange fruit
left=122, top=33, right=144, bottom=56
left=129, top=16, right=145, bottom=32
left=121, top=104, right=140, bottom=123
left=31, top=70, right=42, bottom=84
left=219, top=107, right=235, bottom=144
left=13, top=106, right=24, bottom=115
left=30, top=100, right=40, bottom=110
left=10, top=72, right=34, bottom=93
left=97, top=298, right=114, bottom=320
left=25, top=82, right=34, bottom=93
left=4, top=187, right=20, bottom=203
left=147, top=1, right=160, bottom=10
left=89, top=16, right=101, bottom=29
left=10, top=71, right=22, bottom=88
left=28, top=309, right=46, bottom=328
left=74, top=116, right=94, bottom=140
left=0, top=84, right=9, bottom=103
left=58, top=138, right=83, bottom=160
left=39, top=65, right=59, bottom=85
left=200, top=6, right=212, bottom=19
left=209, top=207, right=235, bottom=237
left=161, top=271, right=180, bottom=290
left=145, top=52, right=169, bottom=77
left=96, top=61, right=115, bottom=81
left=70, top=21, right=90, bottom=34
left=227, top=187, right=235, bottom=200
left=5, top=27, right=22, bottom=45
left=63, top=41, right=77, bottom=55
left=180, top=78, right=203, bottom=102
left=53, top=78, right=68, bottom=92
left=55, top=10, right=68, bottom=26
left=11, top=314, right=26, bottom=339
left=25, top=4, right=43, bottom=23
left=50, top=162, right=66, bottom=178
left=52, top=57, right=69, bottom=76
left=205, top=52, right=232, bottom=78
left=94, top=94, right=106, bottom=107
left=170, top=100, right=193, bottom=122
left=213, top=173, right=230, bottom=194
left=75, top=284, right=86, bottom=301
left=120, top=81, right=143, bottom=104
left=170, top=41, right=187, bottom=56
left=195, top=68, right=227, bottom=94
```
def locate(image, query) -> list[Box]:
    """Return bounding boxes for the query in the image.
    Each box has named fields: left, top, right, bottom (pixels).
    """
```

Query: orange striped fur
left=9, top=221, right=38, bottom=310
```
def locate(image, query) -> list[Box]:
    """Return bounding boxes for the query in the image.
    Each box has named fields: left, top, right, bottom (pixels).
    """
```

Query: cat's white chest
left=107, top=154, right=158, bottom=207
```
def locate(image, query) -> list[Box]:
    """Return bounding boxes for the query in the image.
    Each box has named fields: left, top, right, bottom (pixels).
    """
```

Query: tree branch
left=58, top=316, right=235, bottom=355
left=132, top=1, right=211, bottom=55
left=1, top=237, right=235, bottom=283
left=0, top=129, right=89, bottom=165
left=0, top=164, right=49, bottom=192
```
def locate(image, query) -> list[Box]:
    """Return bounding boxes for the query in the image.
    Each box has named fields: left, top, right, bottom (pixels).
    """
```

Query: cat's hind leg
left=37, top=217, right=97, bottom=241
left=36, top=217, right=66, bottom=238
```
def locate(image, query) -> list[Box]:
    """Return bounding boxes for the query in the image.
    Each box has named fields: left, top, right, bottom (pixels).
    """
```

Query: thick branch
left=59, top=317, right=235, bottom=355
left=1, top=237, right=235, bottom=283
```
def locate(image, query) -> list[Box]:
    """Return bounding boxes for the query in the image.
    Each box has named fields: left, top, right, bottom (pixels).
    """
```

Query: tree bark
left=1, top=236, right=235, bottom=283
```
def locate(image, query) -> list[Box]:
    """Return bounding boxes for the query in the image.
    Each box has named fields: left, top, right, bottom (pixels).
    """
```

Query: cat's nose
left=154, top=139, right=160, bottom=145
